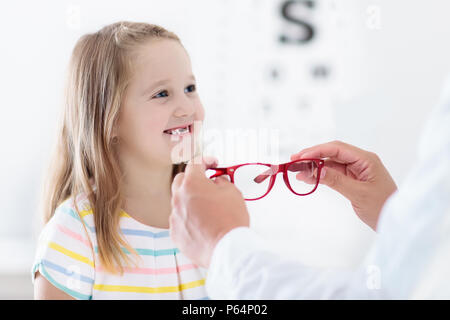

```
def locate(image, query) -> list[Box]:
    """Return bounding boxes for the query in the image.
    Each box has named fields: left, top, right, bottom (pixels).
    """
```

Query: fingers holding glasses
left=290, top=140, right=362, bottom=165
left=202, top=156, right=219, bottom=170
left=185, top=155, right=218, bottom=176
left=293, top=159, right=357, bottom=185
left=290, top=140, right=397, bottom=231
left=173, top=155, right=219, bottom=202
left=290, top=141, right=371, bottom=184
left=294, top=166, right=325, bottom=185
left=213, top=176, right=231, bottom=186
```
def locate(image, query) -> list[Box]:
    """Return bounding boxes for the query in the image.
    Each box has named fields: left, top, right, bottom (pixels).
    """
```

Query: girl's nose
left=173, top=101, right=196, bottom=118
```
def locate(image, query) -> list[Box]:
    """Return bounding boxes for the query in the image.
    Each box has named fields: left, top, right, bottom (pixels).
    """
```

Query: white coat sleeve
left=205, top=226, right=378, bottom=299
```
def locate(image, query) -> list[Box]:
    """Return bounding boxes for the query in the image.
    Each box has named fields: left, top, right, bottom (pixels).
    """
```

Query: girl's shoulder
left=49, top=192, right=96, bottom=236
left=32, top=191, right=96, bottom=300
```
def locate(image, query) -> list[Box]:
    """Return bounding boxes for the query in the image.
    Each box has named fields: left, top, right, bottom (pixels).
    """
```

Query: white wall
left=1, top=0, right=450, bottom=298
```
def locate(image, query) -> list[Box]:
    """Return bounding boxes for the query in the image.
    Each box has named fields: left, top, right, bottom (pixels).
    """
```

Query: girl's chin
left=166, top=134, right=200, bottom=163
left=169, top=144, right=201, bottom=164
left=170, top=151, right=197, bottom=164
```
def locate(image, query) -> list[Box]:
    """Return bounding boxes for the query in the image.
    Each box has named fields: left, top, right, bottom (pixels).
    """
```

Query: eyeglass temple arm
left=253, top=171, right=271, bottom=184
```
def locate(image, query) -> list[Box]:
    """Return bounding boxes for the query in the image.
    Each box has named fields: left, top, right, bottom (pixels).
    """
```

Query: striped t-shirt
left=31, top=193, right=209, bottom=300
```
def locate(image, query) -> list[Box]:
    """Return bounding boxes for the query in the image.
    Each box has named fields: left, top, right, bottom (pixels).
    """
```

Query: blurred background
left=1, top=0, right=450, bottom=299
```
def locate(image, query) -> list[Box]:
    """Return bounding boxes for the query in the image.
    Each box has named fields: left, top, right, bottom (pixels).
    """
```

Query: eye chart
left=186, top=0, right=368, bottom=164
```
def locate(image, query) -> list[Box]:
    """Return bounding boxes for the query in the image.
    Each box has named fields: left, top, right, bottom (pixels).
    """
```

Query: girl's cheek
left=145, top=122, right=164, bottom=136
left=196, top=103, right=205, bottom=121
left=143, top=110, right=167, bottom=131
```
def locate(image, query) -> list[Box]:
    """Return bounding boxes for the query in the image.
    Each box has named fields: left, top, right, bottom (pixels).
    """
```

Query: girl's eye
left=185, top=84, right=196, bottom=93
left=153, top=90, right=169, bottom=99
left=152, top=85, right=196, bottom=99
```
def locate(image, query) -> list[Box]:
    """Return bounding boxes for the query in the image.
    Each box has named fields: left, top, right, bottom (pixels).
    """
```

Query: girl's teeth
left=170, top=127, right=189, bottom=135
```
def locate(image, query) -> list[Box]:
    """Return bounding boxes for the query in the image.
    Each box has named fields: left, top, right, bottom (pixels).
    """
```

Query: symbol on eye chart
left=366, top=5, right=382, bottom=30
left=262, top=102, right=272, bottom=113
left=267, top=63, right=284, bottom=82
left=279, top=0, right=315, bottom=45
left=270, top=68, right=280, bottom=80
left=311, top=65, right=330, bottom=79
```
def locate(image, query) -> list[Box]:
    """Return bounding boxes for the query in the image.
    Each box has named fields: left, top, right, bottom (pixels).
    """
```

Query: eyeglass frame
left=206, top=158, right=325, bottom=201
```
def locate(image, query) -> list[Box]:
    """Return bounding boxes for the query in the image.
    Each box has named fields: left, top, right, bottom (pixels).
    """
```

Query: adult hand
left=169, top=156, right=250, bottom=268
left=291, top=140, right=397, bottom=231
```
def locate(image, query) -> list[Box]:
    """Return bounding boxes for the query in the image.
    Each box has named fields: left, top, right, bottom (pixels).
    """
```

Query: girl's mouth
left=163, top=124, right=192, bottom=137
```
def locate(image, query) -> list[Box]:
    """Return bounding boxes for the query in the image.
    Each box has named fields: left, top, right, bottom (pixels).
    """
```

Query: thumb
left=171, top=172, right=185, bottom=194
left=320, top=167, right=362, bottom=202
left=185, top=154, right=206, bottom=177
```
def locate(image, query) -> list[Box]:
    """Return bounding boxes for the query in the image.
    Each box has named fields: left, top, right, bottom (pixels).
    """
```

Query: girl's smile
left=163, top=123, right=193, bottom=137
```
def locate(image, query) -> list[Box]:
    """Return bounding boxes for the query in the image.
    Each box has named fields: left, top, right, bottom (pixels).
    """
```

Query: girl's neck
left=121, top=163, right=174, bottom=229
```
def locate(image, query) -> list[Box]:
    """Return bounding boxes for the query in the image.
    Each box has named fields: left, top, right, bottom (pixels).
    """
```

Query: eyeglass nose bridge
left=257, top=162, right=308, bottom=200
left=268, top=164, right=283, bottom=174
left=261, top=163, right=289, bottom=197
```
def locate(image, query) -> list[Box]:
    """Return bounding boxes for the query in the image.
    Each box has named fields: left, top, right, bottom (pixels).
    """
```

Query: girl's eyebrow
left=142, top=75, right=196, bottom=96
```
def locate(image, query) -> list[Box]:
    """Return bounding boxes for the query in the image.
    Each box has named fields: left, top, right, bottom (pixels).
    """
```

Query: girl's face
left=117, top=39, right=205, bottom=169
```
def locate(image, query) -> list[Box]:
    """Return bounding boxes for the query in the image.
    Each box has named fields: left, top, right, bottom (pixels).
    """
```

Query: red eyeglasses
left=206, top=158, right=325, bottom=200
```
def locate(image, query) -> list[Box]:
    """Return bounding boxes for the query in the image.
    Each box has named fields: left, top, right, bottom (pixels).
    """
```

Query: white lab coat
left=205, top=77, right=450, bottom=299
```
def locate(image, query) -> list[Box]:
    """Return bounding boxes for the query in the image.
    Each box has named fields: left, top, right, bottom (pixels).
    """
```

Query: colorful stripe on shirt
left=48, top=241, right=95, bottom=267
left=93, top=278, right=205, bottom=294
left=95, top=263, right=198, bottom=275
left=60, top=206, right=171, bottom=239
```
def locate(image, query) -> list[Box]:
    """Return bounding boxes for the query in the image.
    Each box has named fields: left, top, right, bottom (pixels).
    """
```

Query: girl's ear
left=111, top=128, right=118, bottom=143
left=112, top=126, right=119, bottom=142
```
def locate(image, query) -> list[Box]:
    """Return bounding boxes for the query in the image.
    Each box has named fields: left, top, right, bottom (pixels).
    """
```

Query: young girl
left=31, top=21, right=208, bottom=300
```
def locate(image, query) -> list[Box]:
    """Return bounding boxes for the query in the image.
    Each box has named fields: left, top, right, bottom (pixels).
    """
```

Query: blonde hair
left=40, top=21, right=186, bottom=274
